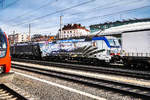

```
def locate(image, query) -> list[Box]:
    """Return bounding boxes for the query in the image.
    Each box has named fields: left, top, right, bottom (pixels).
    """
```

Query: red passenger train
left=0, top=29, right=11, bottom=73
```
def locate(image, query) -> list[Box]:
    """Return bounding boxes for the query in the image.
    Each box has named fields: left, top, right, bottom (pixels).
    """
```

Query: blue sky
left=0, top=0, right=150, bottom=35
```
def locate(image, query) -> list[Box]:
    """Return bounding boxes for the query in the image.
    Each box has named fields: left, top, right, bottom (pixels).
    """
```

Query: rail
left=12, top=63, right=150, bottom=99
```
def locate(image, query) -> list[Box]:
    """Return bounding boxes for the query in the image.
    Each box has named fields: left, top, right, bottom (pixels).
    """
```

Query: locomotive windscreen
left=0, top=32, right=7, bottom=57
left=108, top=39, right=120, bottom=47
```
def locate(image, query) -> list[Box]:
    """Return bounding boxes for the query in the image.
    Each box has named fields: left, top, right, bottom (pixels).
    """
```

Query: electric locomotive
left=40, top=36, right=121, bottom=63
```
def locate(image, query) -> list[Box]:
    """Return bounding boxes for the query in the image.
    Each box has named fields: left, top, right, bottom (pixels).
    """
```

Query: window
left=114, top=39, right=120, bottom=46
left=108, top=39, right=120, bottom=46
left=108, top=39, right=115, bottom=46
left=0, top=32, right=7, bottom=57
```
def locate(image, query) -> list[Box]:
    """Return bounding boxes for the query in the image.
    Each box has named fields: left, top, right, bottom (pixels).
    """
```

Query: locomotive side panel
left=40, top=42, right=60, bottom=57
left=40, top=37, right=121, bottom=63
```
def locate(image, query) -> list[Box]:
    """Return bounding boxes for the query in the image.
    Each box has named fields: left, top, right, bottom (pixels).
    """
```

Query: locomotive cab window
left=0, top=33, right=7, bottom=58
left=114, top=39, right=120, bottom=46
left=108, top=39, right=120, bottom=47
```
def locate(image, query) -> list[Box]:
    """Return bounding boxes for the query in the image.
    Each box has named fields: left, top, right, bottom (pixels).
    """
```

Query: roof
left=90, top=18, right=150, bottom=27
left=90, top=22, right=150, bottom=35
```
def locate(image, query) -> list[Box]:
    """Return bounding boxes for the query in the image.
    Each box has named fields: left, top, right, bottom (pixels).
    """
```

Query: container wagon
left=121, top=29, right=150, bottom=67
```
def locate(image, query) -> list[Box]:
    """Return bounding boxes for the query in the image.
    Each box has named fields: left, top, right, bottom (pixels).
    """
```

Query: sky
left=0, top=0, right=150, bottom=36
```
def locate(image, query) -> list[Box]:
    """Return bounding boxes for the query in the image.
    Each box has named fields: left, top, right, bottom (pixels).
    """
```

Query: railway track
left=12, top=63, right=150, bottom=99
left=0, top=84, right=28, bottom=100
left=12, top=58, right=150, bottom=80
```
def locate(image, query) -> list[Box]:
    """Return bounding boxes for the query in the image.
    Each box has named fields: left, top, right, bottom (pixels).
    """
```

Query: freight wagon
left=121, top=29, right=150, bottom=67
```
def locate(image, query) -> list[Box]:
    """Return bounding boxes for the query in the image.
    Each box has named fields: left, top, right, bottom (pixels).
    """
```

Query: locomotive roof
left=11, top=42, right=38, bottom=46
left=11, top=36, right=117, bottom=46
left=54, top=36, right=115, bottom=43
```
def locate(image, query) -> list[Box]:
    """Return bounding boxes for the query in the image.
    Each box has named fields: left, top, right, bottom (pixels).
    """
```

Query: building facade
left=8, top=33, right=29, bottom=44
left=58, top=24, right=90, bottom=39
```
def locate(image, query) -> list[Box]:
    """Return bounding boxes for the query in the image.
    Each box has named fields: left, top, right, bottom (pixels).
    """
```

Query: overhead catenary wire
left=70, top=0, right=122, bottom=16
left=5, top=0, right=58, bottom=23
left=33, top=0, right=142, bottom=28
left=1, top=0, right=20, bottom=9
left=69, top=0, right=140, bottom=16
left=33, top=4, right=150, bottom=31
left=12, top=0, right=96, bottom=26
left=1, top=0, right=120, bottom=25
left=29, top=0, right=123, bottom=28
left=5, top=0, right=142, bottom=27
left=74, top=5, right=150, bottom=23
left=13, top=6, right=150, bottom=35
left=5, top=0, right=150, bottom=34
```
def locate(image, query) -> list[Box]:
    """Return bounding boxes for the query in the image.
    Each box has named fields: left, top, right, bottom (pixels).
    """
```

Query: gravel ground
left=5, top=83, right=36, bottom=100
left=11, top=68, right=143, bottom=100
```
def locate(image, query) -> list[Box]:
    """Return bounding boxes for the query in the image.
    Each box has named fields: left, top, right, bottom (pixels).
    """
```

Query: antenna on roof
left=89, top=28, right=105, bottom=38
left=95, top=29, right=105, bottom=36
